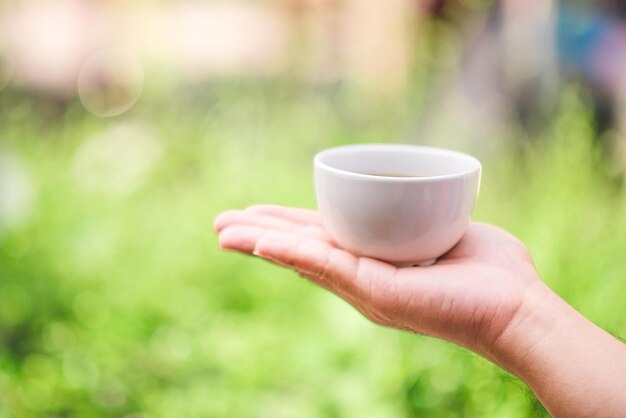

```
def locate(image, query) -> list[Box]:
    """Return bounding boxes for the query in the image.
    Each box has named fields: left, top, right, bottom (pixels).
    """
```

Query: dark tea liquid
left=362, top=172, right=427, bottom=178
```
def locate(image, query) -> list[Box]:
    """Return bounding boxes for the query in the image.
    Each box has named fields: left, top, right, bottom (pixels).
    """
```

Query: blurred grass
left=0, top=85, right=625, bottom=418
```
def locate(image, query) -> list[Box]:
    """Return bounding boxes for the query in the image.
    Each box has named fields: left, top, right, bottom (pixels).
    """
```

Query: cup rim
left=314, top=144, right=482, bottom=182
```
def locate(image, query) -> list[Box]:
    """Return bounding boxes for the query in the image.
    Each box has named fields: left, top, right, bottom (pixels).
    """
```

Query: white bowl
left=314, top=144, right=481, bottom=266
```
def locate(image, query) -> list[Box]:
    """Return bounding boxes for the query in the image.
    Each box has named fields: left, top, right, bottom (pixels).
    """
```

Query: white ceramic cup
left=314, top=144, right=481, bottom=267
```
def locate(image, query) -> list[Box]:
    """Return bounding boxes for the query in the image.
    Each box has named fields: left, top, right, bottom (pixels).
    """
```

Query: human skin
left=214, top=205, right=626, bottom=417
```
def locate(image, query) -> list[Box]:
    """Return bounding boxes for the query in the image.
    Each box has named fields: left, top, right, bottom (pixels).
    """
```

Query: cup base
left=393, top=258, right=437, bottom=268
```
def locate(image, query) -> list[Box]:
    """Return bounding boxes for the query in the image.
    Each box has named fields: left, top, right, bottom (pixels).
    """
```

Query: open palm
left=214, top=205, right=542, bottom=357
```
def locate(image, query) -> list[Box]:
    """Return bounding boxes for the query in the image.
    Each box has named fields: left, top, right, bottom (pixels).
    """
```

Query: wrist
left=486, top=279, right=566, bottom=376
left=486, top=279, right=626, bottom=417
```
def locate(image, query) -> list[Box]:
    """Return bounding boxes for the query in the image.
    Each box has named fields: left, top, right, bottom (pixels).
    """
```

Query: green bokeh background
left=1, top=82, right=625, bottom=418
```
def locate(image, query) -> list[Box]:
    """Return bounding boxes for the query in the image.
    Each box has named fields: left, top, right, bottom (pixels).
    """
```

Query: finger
left=254, top=231, right=396, bottom=303
left=214, top=210, right=333, bottom=243
left=296, top=271, right=363, bottom=309
left=219, top=225, right=354, bottom=303
left=221, top=225, right=415, bottom=330
left=254, top=232, right=365, bottom=301
left=245, top=204, right=322, bottom=226
left=218, top=224, right=336, bottom=257
left=254, top=231, right=354, bottom=282
left=218, top=224, right=269, bottom=254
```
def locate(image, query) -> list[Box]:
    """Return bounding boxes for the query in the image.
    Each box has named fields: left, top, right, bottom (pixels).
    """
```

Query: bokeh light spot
left=93, top=379, right=127, bottom=409
left=63, top=352, right=99, bottom=389
left=44, top=322, right=76, bottom=353
left=0, top=149, right=36, bottom=232
left=78, top=47, right=144, bottom=117
left=73, top=123, right=161, bottom=195
left=150, top=326, right=191, bottom=363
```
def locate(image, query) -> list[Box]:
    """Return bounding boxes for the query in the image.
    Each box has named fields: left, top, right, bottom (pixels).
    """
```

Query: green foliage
left=0, top=86, right=624, bottom=418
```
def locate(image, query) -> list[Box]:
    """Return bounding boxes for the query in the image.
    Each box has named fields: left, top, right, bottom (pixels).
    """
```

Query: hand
left=214, top=205, right=626, bottom=417
left=214, top=205, right=542, bottom=358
